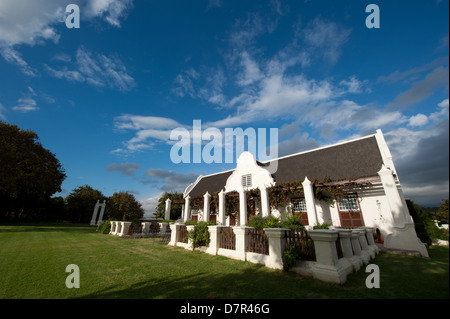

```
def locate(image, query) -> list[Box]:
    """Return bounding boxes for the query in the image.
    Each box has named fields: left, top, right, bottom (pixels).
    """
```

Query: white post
left=165, top=198, right=172, bottom=220
left=109, top=221, right=117, bottom=235
left=259, top=186, right=270, bottom=218
left=118, top=222, right=132, bottom=237
left=233, top=226, right=249, bottom=261
left=218, top=190, right=226, bottom=225
left=168, top=224, right=179, bottom=246
left=338, top=229, right=362, bottom=272
left=308, top=229, right=347, bottom=284
left=264, top=228, right=288, bottom=270
left=205, top=225, right=221, bottom=255
left=239, top=189, right=247, bottom=226
left=97, top=200, right=106, bottom=225
left=351, top=230, right=370, bottom=264
left=90, top=200, right=100, bottom=225
left=302, top=177, right=318, bottom=226
left=203, top=192, right=211, bottom=223
left=183, top=195, right=191, bottom=223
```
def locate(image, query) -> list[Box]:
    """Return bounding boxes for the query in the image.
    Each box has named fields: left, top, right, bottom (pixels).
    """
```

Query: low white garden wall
left=168, top=223, right=379, bottom=284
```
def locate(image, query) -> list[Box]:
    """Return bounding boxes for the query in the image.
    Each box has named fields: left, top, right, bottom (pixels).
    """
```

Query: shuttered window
left=241, top=174, right=252, bottom=187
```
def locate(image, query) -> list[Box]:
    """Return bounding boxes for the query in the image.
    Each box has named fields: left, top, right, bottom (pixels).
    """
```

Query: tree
left=0, top=121, right=66, bottom=220
left=155, top=192, right=183, bottom=220
left=434, top=199, right=449, bottom=224
left=108, top=191, right=144, bottom=221
left=66, top=185, right=106, bottom=223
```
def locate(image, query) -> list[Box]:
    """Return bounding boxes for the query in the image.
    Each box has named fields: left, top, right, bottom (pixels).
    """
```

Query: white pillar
left=259, top=186, right=270, bottom=218
left=239, top=189, right=247, bottom=226
left=308, top=229, right=347, bottom=284
left=302, top=177, right=318, bottom=226
left=264, top=228, right=288, bottom=270
left=118, top=222, right=132, bottom=237
left=218, top=190, right=226, bottom=225
left=183, top=195, right=191, bottom=223
left=97, top=200, right=106, bottom=225
left=90, top=200, right=100, bottom=225
left=165, top=198, right=172, bottom=220
left=109, top=221, right=117, bottom=235
left=203, top=192, right=211, bottom=223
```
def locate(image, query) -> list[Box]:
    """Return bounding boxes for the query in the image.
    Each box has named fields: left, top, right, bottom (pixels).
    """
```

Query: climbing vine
left=268, top=181, right=304, bottom=209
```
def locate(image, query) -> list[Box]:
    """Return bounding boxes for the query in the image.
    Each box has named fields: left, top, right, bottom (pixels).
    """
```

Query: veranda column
left=165, top=198, right=172, bottom=220
left=203, top=192, right=211, bottom=223
left=302, top=177, right=318, bottom=226
left=259, top=186, right=270, bottom=218
left=239, top=189, right=247, bottom=226
left=218, top=190, right=226, bottom=225
left=183, top=195, right=191, bottom=223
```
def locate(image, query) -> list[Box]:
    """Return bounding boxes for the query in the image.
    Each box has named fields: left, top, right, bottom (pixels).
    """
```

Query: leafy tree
left=155, top=192, right=183, bottom=220
left=0, top=121, right=66, bottom=220
left=66, top=185, right=106, bottom=223
left=108, top=191, right=144, bottom=221
left=434, top=199, right=449, bottom=224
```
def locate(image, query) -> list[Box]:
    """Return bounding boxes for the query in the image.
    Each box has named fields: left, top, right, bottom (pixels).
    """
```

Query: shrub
left=282, top=247, right=300, bottom=271
left=281, top=214, right=304, bottom=230
left=248, top=215, right=281, bottom=229
left=98, top=218, right=112, bottom=234
left=313, top=222, right=331, bottom=229
left=187, top=221, right=211, bottom=249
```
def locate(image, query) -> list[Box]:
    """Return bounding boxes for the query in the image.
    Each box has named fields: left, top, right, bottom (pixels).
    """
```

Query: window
left=292, top=198, right=307, bottom=213
left=242, top=174, right=252, bottom=187
left=337, top=194, right=360, bottom=211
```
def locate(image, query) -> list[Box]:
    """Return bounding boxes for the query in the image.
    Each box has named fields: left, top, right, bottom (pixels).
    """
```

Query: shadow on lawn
left=77, top=268, right=298, bottom=299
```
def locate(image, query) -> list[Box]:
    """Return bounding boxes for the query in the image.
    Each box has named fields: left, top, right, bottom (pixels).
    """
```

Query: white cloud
left=112, top=114, right=185, bottom=154
left=300, top=17, right=351, bottom=65
left=0, top=46, right=38, bottom=77
left=46, top=46, right=135, bottom=91
left=438, top=98, right=449, bottom=108
left=237, top=51, right=263, bottom=86
left=408, top=113, right=429, bottom=127
left=339, top=76, right=368, bottom=94
left=0, top=0, right=134, bottom=75
left=84, top=0, right=133, bottom=27
left=12, top=97, right=39, bottom=113
left=0, top=0, right=67, bottom=47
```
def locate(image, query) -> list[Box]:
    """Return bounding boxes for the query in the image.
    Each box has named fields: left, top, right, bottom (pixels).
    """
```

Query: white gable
left=224, top=151, right=275, bottom=193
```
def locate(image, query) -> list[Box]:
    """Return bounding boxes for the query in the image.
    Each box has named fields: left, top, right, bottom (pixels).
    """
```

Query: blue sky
left=0, top=0, right=448, bottom=216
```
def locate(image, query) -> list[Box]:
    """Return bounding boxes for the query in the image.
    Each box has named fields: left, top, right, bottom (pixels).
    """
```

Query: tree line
left=0, top=121, right=144, bottom=223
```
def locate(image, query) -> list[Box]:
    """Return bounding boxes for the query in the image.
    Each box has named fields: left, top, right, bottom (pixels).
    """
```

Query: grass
left=0, top=222, right=448, bottom=299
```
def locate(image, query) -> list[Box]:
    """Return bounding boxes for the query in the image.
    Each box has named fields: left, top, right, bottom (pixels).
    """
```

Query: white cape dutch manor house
left=181, top=129, right=428, bottom=257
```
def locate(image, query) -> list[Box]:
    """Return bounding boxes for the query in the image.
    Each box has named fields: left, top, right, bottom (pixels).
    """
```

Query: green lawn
left=0, top=223, right=448, bottom=299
